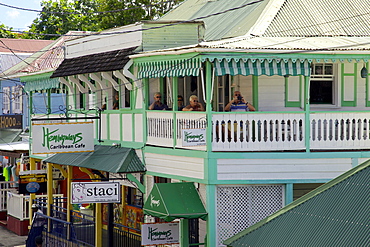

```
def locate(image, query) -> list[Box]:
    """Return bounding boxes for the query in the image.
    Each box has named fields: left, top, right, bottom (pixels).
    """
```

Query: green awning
left=43, top=145, right=146, bottom=173
left=137, top=57, right=201, bottom=78
left=214, top=58, right=311, bottom=77
left=144, top=182, right=207, bottom=221
left=0, top=129, right=22, bottom=143
left=22, top=72, right=60, bottom=92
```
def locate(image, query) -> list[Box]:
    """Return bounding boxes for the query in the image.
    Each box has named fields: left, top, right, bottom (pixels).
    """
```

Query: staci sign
left=182, top=128, right=206, bottom=146
left=32, top=122, right=94, bottom=154
left=142, top=223, right=179, bottom=246
left=71, top=182, right=121, bottom=204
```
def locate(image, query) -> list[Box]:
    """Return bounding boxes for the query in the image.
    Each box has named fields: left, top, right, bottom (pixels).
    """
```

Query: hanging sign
left=32, top=122, right=94, bottom=154
left=141, top=222, right=179, bottom=246
left=182, top=128, right=206, bottom=146
left=0, top=115, right=22, bottom=129
left=71, top=182, right=121, bottom=204
left=19, top=172, right=47, bottom=194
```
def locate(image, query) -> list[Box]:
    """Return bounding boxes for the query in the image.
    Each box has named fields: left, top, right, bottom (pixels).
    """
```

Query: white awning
left=0, top=141, right=29, bottom=151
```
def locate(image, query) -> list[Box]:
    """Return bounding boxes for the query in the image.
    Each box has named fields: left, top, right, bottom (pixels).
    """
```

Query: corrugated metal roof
left=263, top=0, right=370, bottom=37
left=160, top=0, right=370, bottom=41
left=160, top=0, right=268, bottom=41
left=0, top=38, right=52, bottom=54
left=43, top=145, right=146, bottom=173
left=224, top=160, right=370, bottom=247
left=200, top=36, right=370, bottom=51
left=2, top=31, right=87, bottom=78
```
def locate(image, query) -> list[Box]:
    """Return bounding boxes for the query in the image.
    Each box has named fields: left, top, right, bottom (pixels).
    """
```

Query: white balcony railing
left=212, top=113, right=306, bottom=151
left=310, top=112, right=370, bottom=150
left=0, top=182, right=17, bottom=211
left=147, top=111, right=207, bottom=150
left=7, top=192, right=64, bottom=221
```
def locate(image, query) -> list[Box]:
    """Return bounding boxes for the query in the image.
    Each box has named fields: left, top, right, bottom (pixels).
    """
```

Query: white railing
left=212, top=113, right=306, bottom=151
left=147, top=111, right=174, bottom=147
left=176, top=112, right=207, bottom=151
left=147, top=111, right=207, bottom=150
left=310, top=112, right=370, bottom=150
left=7, top=192, right=64, bottom=221
left=0, top=182, right=17, bottom=211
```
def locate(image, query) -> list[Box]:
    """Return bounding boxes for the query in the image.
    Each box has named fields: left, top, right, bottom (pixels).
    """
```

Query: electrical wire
left=0, top=1, right=181, bottom=15
left=0, top=0, right=266, bottom=38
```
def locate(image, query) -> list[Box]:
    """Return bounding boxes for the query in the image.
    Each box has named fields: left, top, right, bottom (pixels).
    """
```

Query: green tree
left=0, top=23, right=19, bottom=38
left=28, top=0, right=101, bottom=40
left=27, top=0, right=182, bottom=40
left=95, top=0, right=182, bottom=30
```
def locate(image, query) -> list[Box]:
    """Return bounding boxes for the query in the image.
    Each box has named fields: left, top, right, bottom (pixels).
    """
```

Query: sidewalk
left=0, top=226, right=27, bottom=247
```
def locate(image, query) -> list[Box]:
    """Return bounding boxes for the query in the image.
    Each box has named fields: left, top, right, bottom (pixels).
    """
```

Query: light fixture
left=361, top=64, right=368, bottom=79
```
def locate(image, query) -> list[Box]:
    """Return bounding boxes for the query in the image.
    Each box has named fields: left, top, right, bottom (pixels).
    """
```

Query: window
left=12, top=86, right=22, bottom=114
left=2, top=87, right=10, bottom=114
left=310, top=63, right=335, bottom=104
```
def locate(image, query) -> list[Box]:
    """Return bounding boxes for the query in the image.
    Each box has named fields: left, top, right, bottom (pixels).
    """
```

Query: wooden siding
left=65, top=25, right=142, bottom=59
left=217, top=158, right=352, bottom=181
left=145, top=153, right=204, bottom=179
left=142, top=22, right=204, bottom=52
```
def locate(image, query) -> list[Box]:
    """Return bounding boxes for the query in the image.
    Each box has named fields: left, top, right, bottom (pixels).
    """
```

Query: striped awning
left=22, top=72, right=60, bottom=92
left=214, top=58, right=311, bottom=77
left=137, top=57, right=201, bottom=78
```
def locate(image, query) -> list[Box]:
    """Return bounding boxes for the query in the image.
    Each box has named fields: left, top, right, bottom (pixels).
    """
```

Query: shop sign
left=71, top=182, right=121, bottom=204
left=182, top=128, right=206, bottom=146
left=19, top=172, right=47, bottom=194
left=142, top=223, right=179, bottom=246
left=0, top=115, right=22, bottom=129
left=32, top=122, right=94, bottom=154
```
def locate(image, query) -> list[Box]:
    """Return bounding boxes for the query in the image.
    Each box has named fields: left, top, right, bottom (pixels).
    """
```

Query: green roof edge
left=223, top=159, right=370, bottom=245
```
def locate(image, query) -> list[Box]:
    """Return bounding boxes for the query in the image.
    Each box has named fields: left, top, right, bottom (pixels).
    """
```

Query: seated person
left=182, top=95, right=205, bottom=111
left=113, top=94, right=119, bottom=110
left=177, top=95, right=185, bottom=111
left=149, top=92, right=169, bottom=110
left=225, top=91, right=255, bottom=112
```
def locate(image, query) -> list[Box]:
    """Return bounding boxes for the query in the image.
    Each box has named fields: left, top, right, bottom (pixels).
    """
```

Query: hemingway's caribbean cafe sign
left=32, top=122, right=94, bottom=154
left=142, top=223, right=179, bottom=246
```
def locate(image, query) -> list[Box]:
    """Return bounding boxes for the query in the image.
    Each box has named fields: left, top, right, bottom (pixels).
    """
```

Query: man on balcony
left=225, top=91, right=255, bottom=112
left=149, top=92, right=169, bottom=110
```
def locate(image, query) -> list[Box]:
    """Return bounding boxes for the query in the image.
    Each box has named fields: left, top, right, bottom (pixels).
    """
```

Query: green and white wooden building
left=27, top=0, right=370, bottom=246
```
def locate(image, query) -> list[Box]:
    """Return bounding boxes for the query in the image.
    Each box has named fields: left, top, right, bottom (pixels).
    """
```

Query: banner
left=71, top=182, right=121, bottom=204
left=141, top=223, right=179, bottom=246
left=182, top=128, right=206, bottom=146
left=32, top=122, right=94, bottom=154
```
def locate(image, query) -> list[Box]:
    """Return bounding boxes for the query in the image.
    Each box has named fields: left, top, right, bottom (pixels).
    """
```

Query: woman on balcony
left=225, top=91, right=255, bottom=112
left=182, top=95, right=205, bottom=111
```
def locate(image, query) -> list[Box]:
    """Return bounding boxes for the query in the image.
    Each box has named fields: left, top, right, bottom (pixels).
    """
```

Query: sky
left=0, top=0, right=42, bottom=31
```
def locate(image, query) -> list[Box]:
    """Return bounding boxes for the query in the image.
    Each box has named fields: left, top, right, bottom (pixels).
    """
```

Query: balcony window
left=310, top=63, right=335, bottom=104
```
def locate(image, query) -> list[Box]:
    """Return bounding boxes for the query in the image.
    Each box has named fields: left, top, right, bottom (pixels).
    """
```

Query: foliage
left=0, top=23, right=20, bottom=38
left=28, top=0, right=101, bottom=40
left=26, top=0, right=183, bottom=40
left=95, top=0, right=182, bottom=30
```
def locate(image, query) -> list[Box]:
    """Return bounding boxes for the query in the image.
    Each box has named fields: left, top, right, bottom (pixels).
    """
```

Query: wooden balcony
left=145, top=111, right=370, bottom=152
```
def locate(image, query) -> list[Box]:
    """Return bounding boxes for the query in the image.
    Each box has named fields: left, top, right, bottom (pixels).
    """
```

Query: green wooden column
left=304, top=76, right=310, bottom=152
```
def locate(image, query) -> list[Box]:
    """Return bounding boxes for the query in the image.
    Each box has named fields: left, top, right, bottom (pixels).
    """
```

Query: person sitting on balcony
left=225, top=91, right=255, bottom=112
left=113, top=93, right=119, bottom=110
left=177, top=95, right=185, bottom=111
left=149, top=92, right=169, bottom=110
left=182, top=95, right=205, bottom=111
